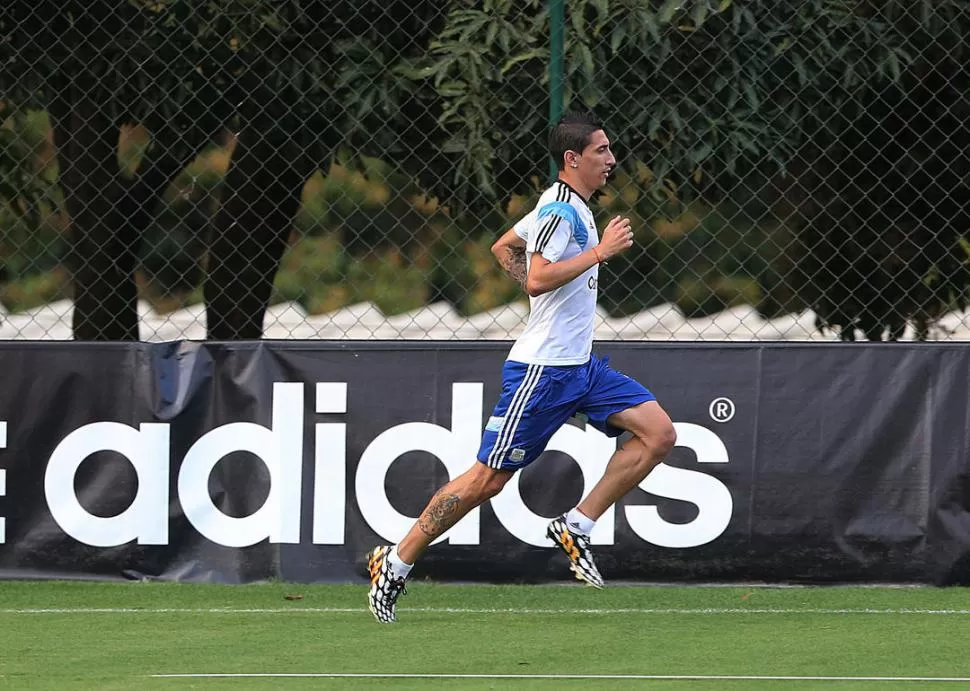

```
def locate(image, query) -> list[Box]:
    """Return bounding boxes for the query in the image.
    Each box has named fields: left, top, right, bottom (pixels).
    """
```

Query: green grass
left=1, top=582, right=970, bottom=690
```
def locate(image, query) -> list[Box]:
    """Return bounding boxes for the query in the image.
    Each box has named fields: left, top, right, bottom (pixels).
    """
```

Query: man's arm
left=526, top=215, right=634, bottom=297
left=491, top=228, right=528, bottom=291
left=526, top=252, right=599, bottom=297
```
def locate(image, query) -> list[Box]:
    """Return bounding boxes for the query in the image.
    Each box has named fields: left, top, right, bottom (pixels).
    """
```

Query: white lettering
left=626, top=423, right=732, bottom=548
left=355, top=383, right=482, bottom=545
left=178, top=382, right=303, bottom=548
left=0, top=421, right=6, bottom=543
left=313, top=383, right=347, bottom=544
left=32, top=382, right=735, bottom=551
left=45, top=422, right=170, bottom=547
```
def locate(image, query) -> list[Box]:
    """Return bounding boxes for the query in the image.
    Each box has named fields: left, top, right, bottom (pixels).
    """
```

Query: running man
left=367, top=112, right=676, bottom=623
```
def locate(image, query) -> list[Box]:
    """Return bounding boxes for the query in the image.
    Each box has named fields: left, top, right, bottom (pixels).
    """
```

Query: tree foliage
left=418, top=0, right=970, bottom=338
left=417, top=0, right=912, bottom=205
left=0, top=0, right=450, bottom=338
left=1, top=0, right=969, bottom=340
left=0, top=0, right=444, bottom=156
left=766, top=0, right=970, bottom=339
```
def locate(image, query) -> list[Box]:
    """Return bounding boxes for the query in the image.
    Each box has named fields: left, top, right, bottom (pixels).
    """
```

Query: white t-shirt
left=506, top=180, right=599, bottom=366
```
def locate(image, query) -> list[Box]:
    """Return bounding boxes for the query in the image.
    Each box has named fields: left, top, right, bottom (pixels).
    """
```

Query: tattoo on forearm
left=418, top=491, right=462, bottom=538
left=501, top=246, right=528, bottom=291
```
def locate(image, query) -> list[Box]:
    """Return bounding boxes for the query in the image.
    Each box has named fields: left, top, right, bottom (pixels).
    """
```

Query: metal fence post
left=548, top=0, right=565, bottom=181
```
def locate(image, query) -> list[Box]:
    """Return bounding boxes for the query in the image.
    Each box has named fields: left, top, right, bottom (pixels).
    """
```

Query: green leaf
left=501, top=48, right=545, bottom=75
left=643, top=12, right=661, bottom=43
left=692, top=2, right=709, bottom=28
left=579, top=43, right=595, bottom=79
left=733, top=131, right=759, bottom=154
left=436, top=81, right=468, bottom=97
left=689, top=142, right=713, bottom=164
left=887, top=51, right=901, bottom=81
left=658, top=0, right=681, bottom=24
left=485, top=19, right=498, bottom=48
left=590, top=0, right=609, bottom=23
left=743, top=82, right=759, bottom=111
left=610, top=25, right=626, bottom=53
left=261, top=12, right=282, bottom=32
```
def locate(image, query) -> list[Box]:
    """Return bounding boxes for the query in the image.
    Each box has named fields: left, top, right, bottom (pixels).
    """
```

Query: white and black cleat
left=367, top=546, right=408, bottom=623
left=547, top=516, right=605, bottom=589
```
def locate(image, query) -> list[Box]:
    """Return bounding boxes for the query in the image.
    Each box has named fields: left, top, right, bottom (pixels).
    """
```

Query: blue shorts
left=477, top=354, right=655, bottom=470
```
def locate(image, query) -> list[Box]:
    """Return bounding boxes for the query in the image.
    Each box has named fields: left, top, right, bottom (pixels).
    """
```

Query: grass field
left=2, top=581, right=970, bottom=690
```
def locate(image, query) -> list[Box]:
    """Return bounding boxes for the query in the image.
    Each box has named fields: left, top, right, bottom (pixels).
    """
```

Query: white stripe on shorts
left=487, top=364, right=540, bottom=468
left=487, top=364, right=544, bottom=468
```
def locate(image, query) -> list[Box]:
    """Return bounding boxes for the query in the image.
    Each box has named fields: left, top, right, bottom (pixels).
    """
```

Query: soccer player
left=367, top=112, right=676, bottom=623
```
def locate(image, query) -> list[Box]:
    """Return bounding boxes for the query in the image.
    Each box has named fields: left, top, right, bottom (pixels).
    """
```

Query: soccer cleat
left=367, top=546, right=407, bottom=623
left=547, top=516, right=605, bottom=589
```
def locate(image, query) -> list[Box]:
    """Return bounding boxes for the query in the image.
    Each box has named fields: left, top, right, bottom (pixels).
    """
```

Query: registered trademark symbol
left=709, top=397, right=735, bottom=423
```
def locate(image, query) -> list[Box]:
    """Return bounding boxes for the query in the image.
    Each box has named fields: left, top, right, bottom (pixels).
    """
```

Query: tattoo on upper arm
left=500, top=245, right=528, bottom=291
left=418, top=490, right=462, bottom=538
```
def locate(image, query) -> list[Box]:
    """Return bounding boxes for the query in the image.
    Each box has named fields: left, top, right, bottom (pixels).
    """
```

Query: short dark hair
left=548, top=111, right=605, bottom=171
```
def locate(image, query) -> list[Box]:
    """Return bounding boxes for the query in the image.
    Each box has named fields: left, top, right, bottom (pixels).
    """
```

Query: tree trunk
left=50, top=85, right=138, bottom=341
left=204, top=132, right=316, bottom=340
left=51, top=79, right=210, bottom=340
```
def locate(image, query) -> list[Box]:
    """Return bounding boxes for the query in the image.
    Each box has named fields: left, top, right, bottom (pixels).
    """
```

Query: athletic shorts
left=476, top=354, right=655, bottom=471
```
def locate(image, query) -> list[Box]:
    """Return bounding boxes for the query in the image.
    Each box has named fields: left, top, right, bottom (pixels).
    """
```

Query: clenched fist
left=597, top=216, right=634, bottom=261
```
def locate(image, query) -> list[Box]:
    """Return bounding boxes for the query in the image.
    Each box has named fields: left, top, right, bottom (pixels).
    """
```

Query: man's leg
left=397, top=462, right=513, bottom=564
left=369, top=359, right=571, bottom=622
left=576, top=400, right=676, bottom=521
left=547, top=401, right=675, bottom=588
left=548, top=356, right=676, bottom=587
left=367, top=461, right=512, bottom=623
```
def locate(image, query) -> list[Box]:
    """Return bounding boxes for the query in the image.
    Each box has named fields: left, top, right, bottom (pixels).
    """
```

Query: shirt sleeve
left=512, top=209, right=536, bottom=240
left=527, top=203, right=577, bottom=262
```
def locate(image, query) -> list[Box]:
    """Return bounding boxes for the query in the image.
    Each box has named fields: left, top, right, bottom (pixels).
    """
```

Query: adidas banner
left=0, top=341, right=967, bottom=585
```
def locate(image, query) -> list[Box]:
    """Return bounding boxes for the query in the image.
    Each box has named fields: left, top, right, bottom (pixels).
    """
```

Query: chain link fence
left=1, top=1, right=969, bottom=342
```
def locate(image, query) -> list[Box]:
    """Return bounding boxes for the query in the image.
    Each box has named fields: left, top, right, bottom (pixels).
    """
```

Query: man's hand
left=525, top=215, right=634, bottom=297
left=597, top=216, right=634, bottom=261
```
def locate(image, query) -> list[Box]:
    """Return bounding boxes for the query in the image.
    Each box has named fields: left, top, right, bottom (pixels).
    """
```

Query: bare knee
left=468, top=463, right=513, bottom=501
left=611, top=401, right=677, bottom=463
left=630, top=417, right=677, bottom=470
left=626, top=430, right=673, bottom=477
left=481, top=471, right=511, bottom=499
left=644, top=420, right=676, bottom=459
